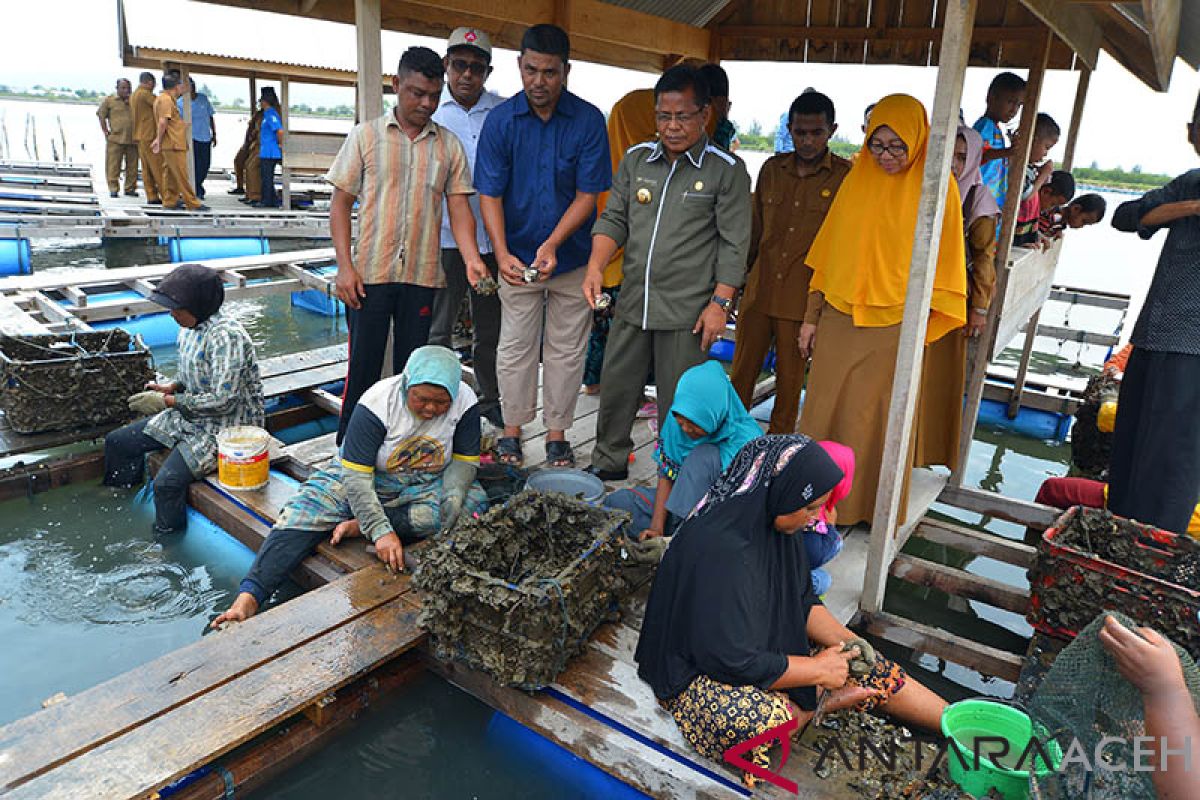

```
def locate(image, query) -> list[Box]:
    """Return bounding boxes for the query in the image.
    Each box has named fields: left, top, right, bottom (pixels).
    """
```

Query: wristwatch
left=710, top=294, right=733, bottom=312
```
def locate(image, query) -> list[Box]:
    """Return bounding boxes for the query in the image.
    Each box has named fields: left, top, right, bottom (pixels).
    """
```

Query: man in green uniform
left=97, top=79, right=138, bottom=197
left=130, top=72, right=164, bottom=205
left=583, top=64, right=751, bottom=481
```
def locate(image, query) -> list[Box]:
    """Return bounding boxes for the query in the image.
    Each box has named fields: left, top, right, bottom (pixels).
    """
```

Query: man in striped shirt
left=327, top=46, right=487, bottom=443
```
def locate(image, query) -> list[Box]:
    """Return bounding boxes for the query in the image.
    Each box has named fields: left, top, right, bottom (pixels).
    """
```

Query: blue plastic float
left=168, top=237, right=269, bottom=262
left=0, top=237, right=32, bottom=275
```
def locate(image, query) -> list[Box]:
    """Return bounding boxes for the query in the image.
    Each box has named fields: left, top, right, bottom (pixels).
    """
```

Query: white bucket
left=217, top=426, right=270, bottom=491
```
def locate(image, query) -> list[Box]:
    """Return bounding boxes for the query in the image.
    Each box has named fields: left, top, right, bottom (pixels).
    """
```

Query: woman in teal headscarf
left=605, top=360, right=763, bottom=540
left=213, top=346, right=488, bottom=627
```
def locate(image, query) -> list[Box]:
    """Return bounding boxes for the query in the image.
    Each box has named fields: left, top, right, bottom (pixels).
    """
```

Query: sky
left=3, top=0, right=1199, bottom=175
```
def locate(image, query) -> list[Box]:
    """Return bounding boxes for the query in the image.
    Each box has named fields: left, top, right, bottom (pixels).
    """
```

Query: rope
left=531, top=577, right=571, bottom=649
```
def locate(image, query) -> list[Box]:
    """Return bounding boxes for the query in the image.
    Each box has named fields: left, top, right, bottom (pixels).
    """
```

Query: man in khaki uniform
left=97, top=79, right=138, bottom=197
left=130, top=72, right=164, bottom=205
left=152, top=74, right=208, bottom=211
left=238, top=109, right=264, bottom=204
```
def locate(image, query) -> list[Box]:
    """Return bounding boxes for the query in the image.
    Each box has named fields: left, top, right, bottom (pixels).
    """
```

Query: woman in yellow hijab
left=797, top=94, right=967, bottom=526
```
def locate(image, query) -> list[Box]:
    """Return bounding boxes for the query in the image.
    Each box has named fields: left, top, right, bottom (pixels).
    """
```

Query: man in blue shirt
left=177, top=78, right=217, bottom=199
left=475, top=24, right=610, bottom=468
left=256, top=87, right=284, bottom=208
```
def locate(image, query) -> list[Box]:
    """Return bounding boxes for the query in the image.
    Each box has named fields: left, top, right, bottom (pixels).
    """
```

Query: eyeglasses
left=450, top=59, right=488, bottom=76
left=655, top=110, right=703, bottom=125
left=866, top=139, right=909, bottom=158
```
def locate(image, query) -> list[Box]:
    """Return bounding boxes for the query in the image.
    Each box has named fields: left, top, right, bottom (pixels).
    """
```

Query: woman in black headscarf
left=635, top=435, right=946, bottom=785
left=104, top=263, right=264, bottom=534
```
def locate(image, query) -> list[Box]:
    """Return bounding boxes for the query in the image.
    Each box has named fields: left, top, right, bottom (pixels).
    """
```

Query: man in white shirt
left=429, top=27, right=505, bottom=427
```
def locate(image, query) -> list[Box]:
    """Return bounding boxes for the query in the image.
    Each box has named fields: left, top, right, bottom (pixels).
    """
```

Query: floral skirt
left=664, top=654, right=907, bottom=785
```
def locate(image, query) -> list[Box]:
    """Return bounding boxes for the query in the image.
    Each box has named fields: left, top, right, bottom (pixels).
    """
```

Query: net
left=1028, top=611, right=1200, bottom=798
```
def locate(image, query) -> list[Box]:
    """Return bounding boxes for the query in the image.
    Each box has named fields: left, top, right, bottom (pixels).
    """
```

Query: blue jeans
left=102, top=417, right=196, bottom=534
left=604, top=443, right=722, bottom=537
left=804, top=526, right=843, bottom=595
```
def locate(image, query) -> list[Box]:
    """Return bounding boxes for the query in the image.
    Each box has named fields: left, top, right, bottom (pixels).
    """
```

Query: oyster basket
left=1027, top=505, right=1200, bottom=658
left=416, top=490, right=628, bottom=690
left=0, top=330, right=154, bottom=435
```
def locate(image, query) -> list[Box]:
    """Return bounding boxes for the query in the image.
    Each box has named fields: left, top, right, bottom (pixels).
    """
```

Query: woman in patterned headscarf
left=636, top=435, right=946, bottom=786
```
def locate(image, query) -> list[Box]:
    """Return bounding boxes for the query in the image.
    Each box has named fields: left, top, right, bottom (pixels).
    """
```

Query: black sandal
left=497, top=436, right=523, bottom=466
left=546, top=439, right=575, bottom=468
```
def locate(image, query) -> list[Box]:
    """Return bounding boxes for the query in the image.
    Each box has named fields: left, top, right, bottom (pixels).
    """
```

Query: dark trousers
left=260, top=157, right=281, bottom=207
left=192, top=140, right=212, bottom=198
left=240, top=526, right=329, bottom=606
left=428, top=249, right=501, bottom=420
left=337, top=282, right=436, bottom=442
left=102, top=418, right=195, bottom=533
left=1108, top=347, right=1200, bottom=533
left=730, top=307, right=806, bottom=434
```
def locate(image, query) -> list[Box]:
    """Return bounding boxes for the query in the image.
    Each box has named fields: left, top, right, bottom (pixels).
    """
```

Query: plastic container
left=1027, top=506, right=1200, bottom=657
left=168, top=237, right=269, bottom=262
left=0, top=238, right=32, bottom=276
left=942, top=699, right=1061, bottom=800
left=977, top=398, right=1073, bottom=441
left=524, top=468, right=605, bottom=505
left=217, top=426, right=271, bottom=491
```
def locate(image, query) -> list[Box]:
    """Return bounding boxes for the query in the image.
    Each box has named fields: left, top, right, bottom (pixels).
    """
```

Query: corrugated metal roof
left=601, top=0, right=733, bottom=28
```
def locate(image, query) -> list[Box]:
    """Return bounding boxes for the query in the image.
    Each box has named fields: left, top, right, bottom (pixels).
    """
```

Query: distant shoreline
left=0, top=91, right=356, bottom=120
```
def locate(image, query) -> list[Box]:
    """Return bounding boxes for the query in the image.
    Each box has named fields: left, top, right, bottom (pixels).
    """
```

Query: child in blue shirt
left=973, top=71, right=1027, bottom=209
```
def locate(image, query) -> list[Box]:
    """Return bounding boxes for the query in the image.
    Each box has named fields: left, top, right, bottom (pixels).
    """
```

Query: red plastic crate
left=1027, top=506, right=1200, bottom=658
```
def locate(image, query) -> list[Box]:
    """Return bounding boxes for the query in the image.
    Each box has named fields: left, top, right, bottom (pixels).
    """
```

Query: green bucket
left=941, top=699, right=1062, bottom=800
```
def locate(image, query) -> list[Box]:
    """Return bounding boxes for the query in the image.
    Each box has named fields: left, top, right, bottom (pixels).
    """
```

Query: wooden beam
left=861, top=0, right=978, bottom=616
left=890, top=553, right=1030, bottom=613
left=860, top=611, right=1023, bottom=682
left=180, top=66, right=196, bottom=190
left=913, top=517, right=1038, bottom=567
left=938, top=484, right=1060, bottom=529
left=716, top=24, right=1044, bottom=42
left=952, top=30, right=1052, bottom=486
left=280, top=76, right=292, bottom=211
left=355, top=0, right=384, bottom=122
left=1018, top=0, right=1102, bottom=68
left=299, top=0, right=321, bottom=12
left=1142, top=0, right=1181, bottom=90
left=1006, top=308, right=1041, bottom=418
left=0, top=451, right=105, bottom=504
left=128, top=47, right=383, bottom=89
left=1061, top=65, right=1091, bottom=171
left=1035, top=323, right=1120, bottom=347
left=1049, top=285, right=1129, bottom=310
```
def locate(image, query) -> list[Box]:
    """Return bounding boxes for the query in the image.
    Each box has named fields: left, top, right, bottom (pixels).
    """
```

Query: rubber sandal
left=497, top=436, right=523, bottom=466
left=546, top=439, right=575, bottom=468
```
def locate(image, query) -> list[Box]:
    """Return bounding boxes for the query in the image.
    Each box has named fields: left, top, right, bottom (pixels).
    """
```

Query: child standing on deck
left=974, top=71, right=1027, bottom=210
left=805, top=441, right=854, bottom=596
left=1013, top=113, right=1061, bottom=246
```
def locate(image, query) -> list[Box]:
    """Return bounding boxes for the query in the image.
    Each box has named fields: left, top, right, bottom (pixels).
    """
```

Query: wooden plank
left=912, top=517, right=1037, bottom=567
left=355, top=0, right=384, bottom=121
left=895, top=468, right=950, bottom=551
left=986, top=363, right=1087, bottom=395
left=1142, top=0, right=1182, bottom=90
left=990, top=243, right=1062, bottom=359
left=0, top=293, right=49, bottom=335
left=861, top=611, right=1023, bottom=682
left=6, top=596, right=423, bottom=800
left=982, top=380, right=1078, bottom=414
left=301, top=387, right=343, bottom=415
left=937, top=483, right=1059, bottom=529
left=1034, top=323, right=1120, bottom=348
left=1007, top=308, right=1041, bottom=417
left=0, top=450, right=105, bottom=503
left=861, top=0, right=977, bottom=615
left=261, top=362, right=347, bottom=398
left=0, top=421, right=114, bottom=460
left=890, top=553, right=1029, bottom=613
left=0, top=565, right=412, bottom=793
left=1048, top=286, right=1129, bottom=310
left=953, top=30, right=1052, bottom=486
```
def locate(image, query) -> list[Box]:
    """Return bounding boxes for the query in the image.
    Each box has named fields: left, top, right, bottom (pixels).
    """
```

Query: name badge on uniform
left=636, top=187, right=652, bottom=204
left=821, top=188, right=832, bottom=198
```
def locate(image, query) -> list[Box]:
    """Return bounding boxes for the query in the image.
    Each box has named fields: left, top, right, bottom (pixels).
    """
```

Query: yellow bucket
left=217, top=426, right=270, bottom=491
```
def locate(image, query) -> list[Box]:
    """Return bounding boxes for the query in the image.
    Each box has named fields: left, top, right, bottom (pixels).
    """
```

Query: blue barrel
left=0, top=238, right=32, bottom=275
left=291, top=288, right=343, bottom=317
left=977, top=398, right=1073, bottom=441
left=168, top=237, right=269, bottom=262
left=92, top=314, right=179, bottom=348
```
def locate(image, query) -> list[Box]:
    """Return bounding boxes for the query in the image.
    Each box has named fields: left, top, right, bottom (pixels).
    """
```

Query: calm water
left=0, top=125, right=1177, bottom=789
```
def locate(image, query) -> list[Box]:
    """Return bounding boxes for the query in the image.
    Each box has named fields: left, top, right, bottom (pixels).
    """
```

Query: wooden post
left=951, top=30, right=1053, bottom=487
left=355, top=0, right=383, bottom=123
left=1006, top=308, right=1041, bottom=418
left=1062, top=65, right=1091, bottom=172
left=280, top=77, right=291, bottom=211
left=859, top=0, right=978, bottom=615
left=249, top=76, right=257, bottom=109
left=179, top=65, right=195, bottom=190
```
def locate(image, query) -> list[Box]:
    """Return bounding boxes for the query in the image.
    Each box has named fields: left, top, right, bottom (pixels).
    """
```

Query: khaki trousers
left=161, top=148, right=203, bottom=210
left=105, top=141, right=139, bottom=193
left=136, top=139, right=164, bottom=202
left=730, top=306, right=806, bottom=434
left=232, top=144, right=249, bottom=190
left=496, top=267, right=592, bottom=431
left=591, top=317, right=708, bottom=473
left=244, top=148, right=261, bottom=201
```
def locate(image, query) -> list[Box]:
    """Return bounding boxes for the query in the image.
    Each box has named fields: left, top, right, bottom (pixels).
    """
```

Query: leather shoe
left=585, top=464, right=628, bottom=482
